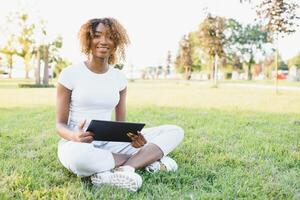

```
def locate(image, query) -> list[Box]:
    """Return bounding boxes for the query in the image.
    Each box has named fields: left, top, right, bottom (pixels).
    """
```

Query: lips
left=96, top=47, right=109, bottom=53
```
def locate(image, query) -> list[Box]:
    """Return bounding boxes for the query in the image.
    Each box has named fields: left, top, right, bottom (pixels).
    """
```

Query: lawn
left=0, top=79, right=300, bottom=199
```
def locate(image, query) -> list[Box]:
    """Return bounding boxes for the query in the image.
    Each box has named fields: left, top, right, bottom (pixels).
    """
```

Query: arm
left=56, top=83, right=94, bottom=142
left=115, top=87, right=127, bottom=121
left=116, top=87, right=147, bottom=147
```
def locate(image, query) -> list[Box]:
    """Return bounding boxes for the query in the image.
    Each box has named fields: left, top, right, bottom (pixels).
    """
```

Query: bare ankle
left=113, top=153, right=132, bottom=167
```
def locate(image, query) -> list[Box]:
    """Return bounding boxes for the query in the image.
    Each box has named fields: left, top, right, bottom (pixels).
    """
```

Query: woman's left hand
left=127, top=131, right=147, bottom=148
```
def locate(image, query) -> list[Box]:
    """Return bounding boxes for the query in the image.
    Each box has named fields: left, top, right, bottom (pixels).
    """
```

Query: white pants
left=57, top=125, right=184, bottom=177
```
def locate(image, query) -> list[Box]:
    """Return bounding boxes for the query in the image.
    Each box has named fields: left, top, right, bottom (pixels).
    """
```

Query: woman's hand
left=72, top=120, right=94, bottom=143
left=127, top=131, right=147, bottom=148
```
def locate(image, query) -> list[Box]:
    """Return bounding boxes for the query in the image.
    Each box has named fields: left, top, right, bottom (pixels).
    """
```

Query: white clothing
left=57, top=61, right=184, bottom=177
left=58, top=125, right=184, bottom=177
left=58, top=62, right=127, bottom=127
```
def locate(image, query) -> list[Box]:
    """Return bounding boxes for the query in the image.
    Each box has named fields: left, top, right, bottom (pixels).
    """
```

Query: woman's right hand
left=72, top=120, right=94, bottom=143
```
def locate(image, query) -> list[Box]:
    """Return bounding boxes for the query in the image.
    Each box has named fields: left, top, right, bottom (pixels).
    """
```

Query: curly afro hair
left=78, top=18, right=130, bottom=64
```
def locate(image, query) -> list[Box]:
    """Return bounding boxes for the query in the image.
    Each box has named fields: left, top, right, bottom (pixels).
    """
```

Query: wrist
left=70, top=132, right=77, bottom=141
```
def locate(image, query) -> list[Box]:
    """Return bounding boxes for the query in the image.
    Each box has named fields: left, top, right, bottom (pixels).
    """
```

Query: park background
left=0, top=0, right=300, bottom=199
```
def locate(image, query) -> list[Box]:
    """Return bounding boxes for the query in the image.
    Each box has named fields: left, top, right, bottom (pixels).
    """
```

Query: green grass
left=0, top=79, right=300, bottom=199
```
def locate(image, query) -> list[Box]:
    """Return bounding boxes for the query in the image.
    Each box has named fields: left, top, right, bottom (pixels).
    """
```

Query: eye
left=107, top=34, right=113, bottom=40
left=94, top=34, right=100, bottom=38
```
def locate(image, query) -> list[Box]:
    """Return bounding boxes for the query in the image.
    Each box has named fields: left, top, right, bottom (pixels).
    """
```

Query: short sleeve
left=58, top=66, right=74, bottom=90
left=117, top=70, right=128, bottom=91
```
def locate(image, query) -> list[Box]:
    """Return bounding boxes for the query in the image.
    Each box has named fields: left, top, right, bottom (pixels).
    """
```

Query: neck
left=87, top=56, right=109, bottom=74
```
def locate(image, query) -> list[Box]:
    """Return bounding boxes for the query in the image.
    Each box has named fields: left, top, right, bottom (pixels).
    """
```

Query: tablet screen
left=86, top=120, right=146, bottom=142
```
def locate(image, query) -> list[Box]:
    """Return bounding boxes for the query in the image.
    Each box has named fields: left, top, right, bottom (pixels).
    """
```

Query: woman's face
left=90, top=23, right=115, bottom=59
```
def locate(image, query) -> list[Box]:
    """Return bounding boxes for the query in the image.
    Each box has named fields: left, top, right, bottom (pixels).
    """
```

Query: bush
left=18, top=84, right=55, bottom=88
left=225, top=73, right=232, bottom=79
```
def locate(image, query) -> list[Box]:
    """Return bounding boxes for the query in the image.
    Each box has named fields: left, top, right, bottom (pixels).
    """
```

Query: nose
left=99, top=36, right=108, bottom=45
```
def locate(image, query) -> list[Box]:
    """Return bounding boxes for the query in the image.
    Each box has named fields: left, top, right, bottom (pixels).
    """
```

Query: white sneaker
left=145, top=156, right=178, bottom=173
left=91, top=166, right=142, bottom=192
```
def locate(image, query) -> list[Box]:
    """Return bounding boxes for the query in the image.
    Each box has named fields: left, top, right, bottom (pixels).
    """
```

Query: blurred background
left=1, top=1, right=300, bottom=199
left=0, top=0, right=299, bottom=88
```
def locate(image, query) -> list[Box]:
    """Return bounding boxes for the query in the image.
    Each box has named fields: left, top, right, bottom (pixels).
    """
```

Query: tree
left=31, top=17, right=63, bottom=85
left=53, top=57, right=71, bottom=78
left=256, top=0, right=299, bottom=93
left=15, top=13, right=36, bottom=79
left=175, top=35, right=193, bottom=80
left=198, top=14, right=225, bottom=86
left=0, top=35, right=17, bottom=78
left=288, top=52, right=300, bottom=68
left=164, top=50, right=172, bottom=78
left=262, top=55, right=276, bottom=79
left=36, top=36, right=63, bottom=85
left=188, top=32, right=202, bottom=72
left=225, top=19, right=270, bottom=80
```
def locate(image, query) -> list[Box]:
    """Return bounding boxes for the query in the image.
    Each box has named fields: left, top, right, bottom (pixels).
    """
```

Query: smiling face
left=90, top=23, right=115, bottom=60
left=79, top=18, right=130, bottom=64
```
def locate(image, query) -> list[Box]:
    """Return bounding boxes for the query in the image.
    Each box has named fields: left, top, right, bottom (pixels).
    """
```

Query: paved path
left=221, top=82, right=300, bottom=91
left=176, top=80, right=300, bottom=91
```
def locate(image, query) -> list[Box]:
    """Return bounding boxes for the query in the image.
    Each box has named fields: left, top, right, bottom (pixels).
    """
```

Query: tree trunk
left=8, top=67, right=12, bottom=78
left=35, top=49, right=41, bottom=85
left=247, top=63, right=252, bottom=80
left=275, top=39, right=279, bottom=94
left=184, top=65, right=191, bottom=80
left=210, top=56, right=214, bottom=81
left=43, top=46, right=49, bottom=85
left=214, top=54, right=218, bottom=87
left=246, top=56, right=254, bottom=80
left=24, top=53, right=31, bottom=79
left=8, top=54, right=13, bottom=79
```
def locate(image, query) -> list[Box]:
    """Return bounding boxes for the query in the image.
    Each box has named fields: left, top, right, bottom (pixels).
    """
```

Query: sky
left=0, top=0, right=300, bottom=69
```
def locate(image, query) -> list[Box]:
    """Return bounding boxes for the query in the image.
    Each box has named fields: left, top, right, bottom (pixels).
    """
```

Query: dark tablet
left=86, top=120, right=146, bottom=142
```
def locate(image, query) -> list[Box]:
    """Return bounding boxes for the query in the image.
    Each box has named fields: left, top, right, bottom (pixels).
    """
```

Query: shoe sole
left=110, top=172, right=142, bottom=192
left=91, top=172, right=142, bottom=192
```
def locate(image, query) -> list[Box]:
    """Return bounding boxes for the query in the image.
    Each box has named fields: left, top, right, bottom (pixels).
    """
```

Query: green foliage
left=53, top=58, right=71, bottom=78
left=175, top=35, right=193, bottom=79
left=14, top=12, right=37, bottom=78
left=188, top=32, right=202, bottom=72
left=225, top=19, right=270, bottom=79
left=225, top=19, right=270, bottom=62
left=16, top=14, right=35, bottom=57
left=288, top=52, right=300, bottom=68
left=0, top=29, right=18, bottom=78
left=114, top=63, right=124, bottom=70
left=196, top=14, right=226, bottom=82
left=198, top=15, right=226, bottom=58
left=256, top=0, right=299, bottom=92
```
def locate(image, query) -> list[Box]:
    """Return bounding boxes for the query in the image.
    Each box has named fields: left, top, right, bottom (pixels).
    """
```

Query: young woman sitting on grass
left=55, top=17, right=184, bottom=192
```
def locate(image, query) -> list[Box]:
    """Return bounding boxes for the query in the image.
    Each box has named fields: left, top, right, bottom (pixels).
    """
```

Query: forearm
left=115, top=107, right=126, bottom=121
left=115, top=88, right=127, bottom=121
left=56, top=122, right=75, bottom=141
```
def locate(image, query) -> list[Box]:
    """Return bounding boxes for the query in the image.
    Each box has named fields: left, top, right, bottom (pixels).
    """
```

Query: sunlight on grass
left=0, top=106, right=299, bottom=199
left=1, top=79, right=299, bottom=113
left=0, top=79, right=300, bottom=199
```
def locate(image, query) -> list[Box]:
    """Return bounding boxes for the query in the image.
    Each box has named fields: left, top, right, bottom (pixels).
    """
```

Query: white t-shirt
left=58, top=62, right=127, bottom=129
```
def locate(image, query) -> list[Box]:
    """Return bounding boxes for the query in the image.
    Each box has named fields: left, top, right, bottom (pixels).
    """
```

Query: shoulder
left=110, top=67, right=127, bottom=78
left=110, top=67, right=128, bottom=91
left=60, top=62, right=83, bottom=75
left=58, top=62, right=84, bottom=90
